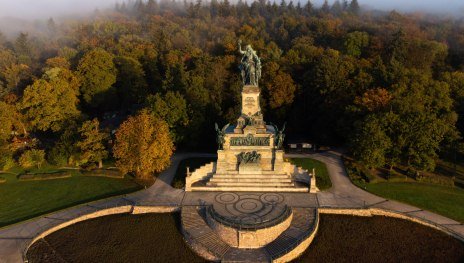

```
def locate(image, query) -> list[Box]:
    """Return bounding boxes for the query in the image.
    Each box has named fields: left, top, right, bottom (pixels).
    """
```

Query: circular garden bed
left=27, top=213, right=464, bottom=263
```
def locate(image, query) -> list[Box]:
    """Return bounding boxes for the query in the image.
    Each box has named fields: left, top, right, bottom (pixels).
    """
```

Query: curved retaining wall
left=24, top=205, right=180, bottom=262
left=318, top=208, right=464, bottom=243
left=24, top=205, right=463, bottom=263
left=205, top=207, right=293, bottom=248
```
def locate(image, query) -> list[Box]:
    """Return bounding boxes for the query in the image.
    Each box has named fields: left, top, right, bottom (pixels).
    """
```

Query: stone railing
left=185, top=162, right=216, bottom=191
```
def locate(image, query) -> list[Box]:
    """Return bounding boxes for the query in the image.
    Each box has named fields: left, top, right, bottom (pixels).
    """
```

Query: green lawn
left=172, top=157, right=216, bottom=189
left=289, top=158, right=332, bottom=190
left=0, top=171, right=142, bottom=227
left=364, top=182, right=464, bottom=223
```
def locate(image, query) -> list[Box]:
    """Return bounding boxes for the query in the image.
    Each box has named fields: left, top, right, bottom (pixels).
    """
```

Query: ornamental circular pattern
left=259, top=193, right=284, bottom=204
left=210, top=193, right=289, bottom=229
left=235, top=199, right=264, bottom=214
left=215, top=193, right=240, bottom=204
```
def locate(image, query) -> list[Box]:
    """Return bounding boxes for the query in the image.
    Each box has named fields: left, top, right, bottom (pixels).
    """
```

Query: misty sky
left=0, top=0, right=463, bottom=19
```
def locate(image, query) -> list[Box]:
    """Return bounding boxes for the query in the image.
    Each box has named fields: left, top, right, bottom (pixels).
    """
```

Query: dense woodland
left=0, top=0, right=464, bottom=176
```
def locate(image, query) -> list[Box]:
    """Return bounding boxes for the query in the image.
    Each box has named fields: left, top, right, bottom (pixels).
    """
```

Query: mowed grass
left=364, top=182, right=464, bottom=223
left=0, top=171, right=142, bottom=227
left=289, top=158, right=332, bottom=190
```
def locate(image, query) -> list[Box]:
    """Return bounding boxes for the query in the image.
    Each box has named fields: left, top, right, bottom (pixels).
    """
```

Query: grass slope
left=0, top=171, right=142, bottom=227
left=289, top=158, right=332, bottom=190
left=364, top=182, right=464, bottom=223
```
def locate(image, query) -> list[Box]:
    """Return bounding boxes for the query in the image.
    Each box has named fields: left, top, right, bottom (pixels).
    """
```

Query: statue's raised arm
left=238, top=40, right=245, bottom=55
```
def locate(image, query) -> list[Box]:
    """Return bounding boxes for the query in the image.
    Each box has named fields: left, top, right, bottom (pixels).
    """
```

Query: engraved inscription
left=230, top=134, right=270, bottom=146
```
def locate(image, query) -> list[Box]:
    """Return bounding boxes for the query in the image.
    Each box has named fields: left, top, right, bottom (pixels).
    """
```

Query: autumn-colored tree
left=20, top=68, right=80, bottom=132
left=75, top=118, right=108, bottom=168
left=0, top=101, right=28, bottom=142
left=113, top=110, right=174, bottom=179
left=263, top=62, right=296, bottom=109
left=354, top=88, right=392, bottom=112
left=77, top=48, right=116, bottom=107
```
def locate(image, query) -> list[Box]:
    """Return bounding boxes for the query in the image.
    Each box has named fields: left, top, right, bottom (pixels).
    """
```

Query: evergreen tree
left=349, top=0, right=360, bottom=14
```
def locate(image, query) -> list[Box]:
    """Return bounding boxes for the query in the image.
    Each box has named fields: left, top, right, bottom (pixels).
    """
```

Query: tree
left=113, top=110, right=174, bottom=179
left=303, top=0, right=312, bottom=15
left=348, top=0, right=360, bottom=14
left=344, top=31, right=369, bottom=58
left=321, top=0, right=330, bottom=13
left=14, top=32, right=36, bottom=66
left=77, top=48, right=116, bottom=107
left=354, top=88, right=392, bottom=112
left=351, top=115, right=392, bottom=168
left=147, top=91, right=189, bottom=144
left=0, top=101, right=27, bottom=142
left=75, top=118, right=108, bottom=168
left=262, top=62, right=296, bottom=109
left=19, top=149, right=45, bottom=169
left=114, top=56, right=148, bottom=107
left=331, top=0, right=342, bottom=15
left=20, top=68, right=80, bottom=132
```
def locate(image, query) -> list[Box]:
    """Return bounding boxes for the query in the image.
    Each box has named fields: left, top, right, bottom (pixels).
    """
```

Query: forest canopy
left=0, top=0, right=463, bottom=173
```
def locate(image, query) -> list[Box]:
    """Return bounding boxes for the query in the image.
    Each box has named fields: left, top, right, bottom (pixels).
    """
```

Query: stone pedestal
left=185, top=84, right=310, bottom=193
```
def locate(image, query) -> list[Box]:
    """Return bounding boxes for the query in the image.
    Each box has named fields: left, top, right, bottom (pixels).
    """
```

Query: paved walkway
left=289, top=151, right=464, bottom=239
left=1, top=151, right=463, bottom=262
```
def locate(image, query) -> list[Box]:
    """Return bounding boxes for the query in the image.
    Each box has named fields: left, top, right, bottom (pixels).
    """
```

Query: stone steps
left=207, top=181, right=295, bottom=187
left=212, top=174, right=290, bottom=179
left=189, top=185, right=309, bottom=192
left=181, top=207, right=231, bottom=259
left=209, top=177, right=293, bottom=183
left=265, top=208, right=317, bottom=260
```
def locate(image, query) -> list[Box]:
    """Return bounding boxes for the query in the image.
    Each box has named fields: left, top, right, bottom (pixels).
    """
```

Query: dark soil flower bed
left=295, top=214, right=464, bottom=263
left=26, top=213, right=206, bottom=263
left=26, top=213, right=464, bottom=263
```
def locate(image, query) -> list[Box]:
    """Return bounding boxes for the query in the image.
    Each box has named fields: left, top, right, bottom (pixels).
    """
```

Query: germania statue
left=238, top=40, right=261, bottom=86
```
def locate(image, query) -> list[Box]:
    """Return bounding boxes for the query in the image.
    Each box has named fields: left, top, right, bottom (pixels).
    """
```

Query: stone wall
left=25, top=205, right=182, bottom=259
left=205, top=209, right=293, bottom=248
left=319, top=208, right=464, bottom=243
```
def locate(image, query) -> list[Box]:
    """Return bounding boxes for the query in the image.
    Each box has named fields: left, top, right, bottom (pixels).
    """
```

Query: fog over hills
left=0, top=0, right=463, bottom=38
left=1, top=0, right=464, bottom=19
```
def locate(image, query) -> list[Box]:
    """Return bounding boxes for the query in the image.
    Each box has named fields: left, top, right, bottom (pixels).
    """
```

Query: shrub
left=80, top=168, right=123, bottom=178
left=19, top=150, right=46, bottom=169
left=416, top=173, right=455, bottom=187
left=0, top=155, right=16, bottom=171
left=386, top=169, right=408, bottom=182
left=47, top=147, right=70, bottom=167
left=18, top=172, right=71, bottom=181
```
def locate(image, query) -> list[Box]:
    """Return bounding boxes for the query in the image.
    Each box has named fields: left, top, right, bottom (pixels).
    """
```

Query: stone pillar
left=273, top=150, right=285, bottom=173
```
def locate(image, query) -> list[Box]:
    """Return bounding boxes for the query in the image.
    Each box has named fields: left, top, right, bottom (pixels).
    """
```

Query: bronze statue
left=238, top=40, right=261, bottom=86
left=271, top=122, right=286, bottom=150
left=215, top=123, right=229, bottom=150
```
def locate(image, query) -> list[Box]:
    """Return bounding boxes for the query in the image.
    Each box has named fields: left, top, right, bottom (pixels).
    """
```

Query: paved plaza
left=0, top=151, right=463, bottom=262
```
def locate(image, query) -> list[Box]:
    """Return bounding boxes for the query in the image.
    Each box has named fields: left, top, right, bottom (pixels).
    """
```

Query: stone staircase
left=181, top=206, right=318, bottom=262
left=186, top=161, right=312, bottom=192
